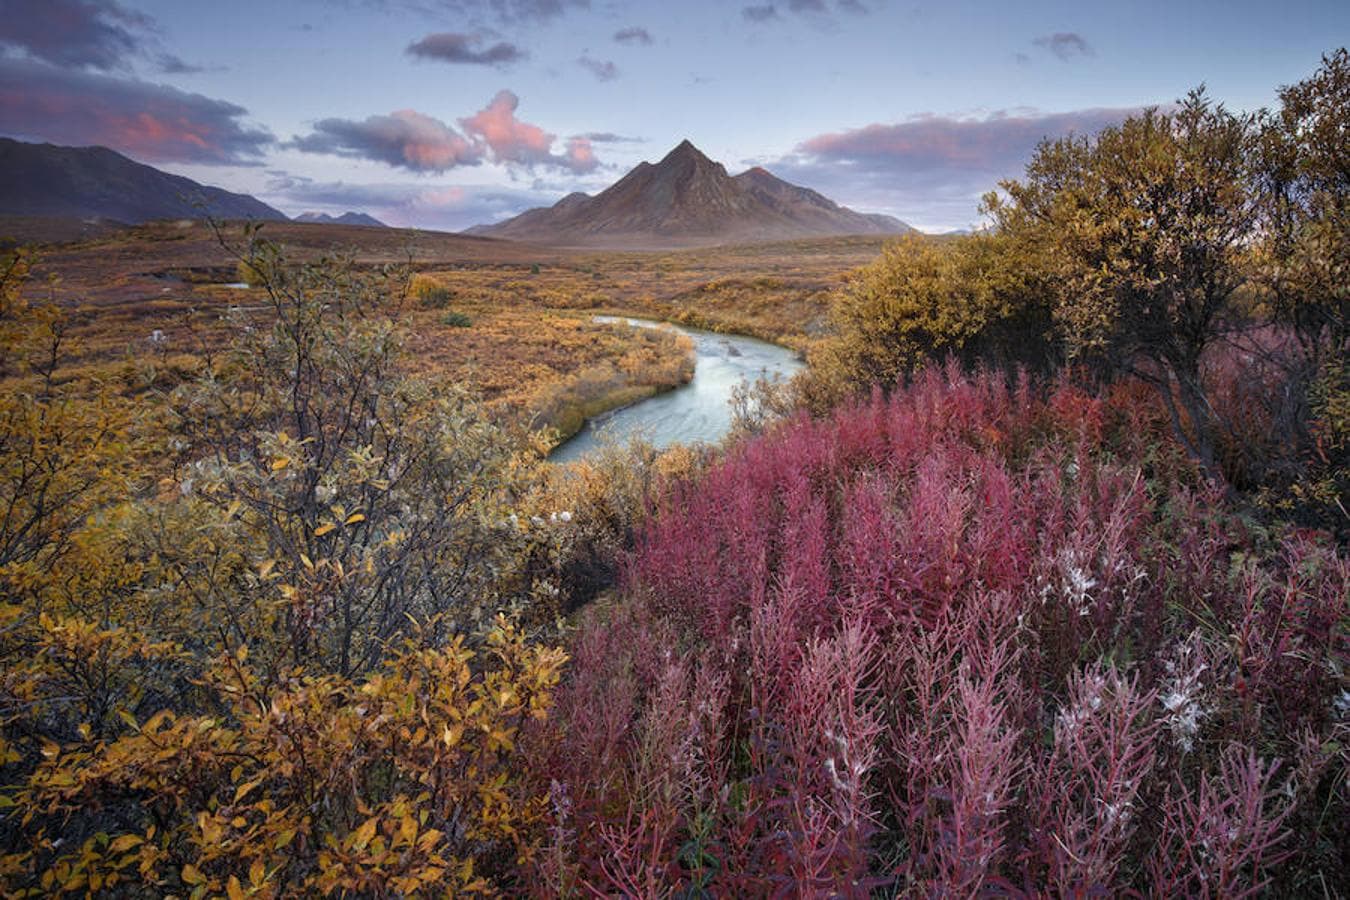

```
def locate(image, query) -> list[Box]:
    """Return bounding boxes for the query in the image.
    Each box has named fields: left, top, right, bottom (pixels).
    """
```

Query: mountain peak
left=469, top=140, right=913, bottom=248
left=661, top=139, right=711, bottom=164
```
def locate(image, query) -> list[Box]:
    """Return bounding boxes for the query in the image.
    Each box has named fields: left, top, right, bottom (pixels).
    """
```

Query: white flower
left=1057, top=548, right=1098, bottom=616
left=1159, top=634, right=1209, bottom=753
left=559, top=510, right=573, bottom=523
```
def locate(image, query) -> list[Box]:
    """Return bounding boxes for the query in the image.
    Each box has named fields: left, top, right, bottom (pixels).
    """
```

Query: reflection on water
left=549, top=317, right=803, bottom=463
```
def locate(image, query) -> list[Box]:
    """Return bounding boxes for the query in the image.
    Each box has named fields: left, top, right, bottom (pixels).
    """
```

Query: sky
left=1, top=0, right=1346, bottom=232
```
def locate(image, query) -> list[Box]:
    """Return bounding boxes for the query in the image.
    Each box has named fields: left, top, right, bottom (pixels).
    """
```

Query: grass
left=13, top=219, right=888, bottom=441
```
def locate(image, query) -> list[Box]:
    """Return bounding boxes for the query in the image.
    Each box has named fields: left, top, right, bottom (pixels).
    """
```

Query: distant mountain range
left=296, top=211, right=387, bottom=227
left=467, top=139, right=913, bottom=247
left=0, top=138, right=288, bottom=223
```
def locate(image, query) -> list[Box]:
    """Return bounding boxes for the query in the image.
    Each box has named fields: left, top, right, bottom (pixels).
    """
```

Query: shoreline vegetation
left=2, top=219, right=840, bottom=453
left=0, top=51, right=1346, bottom=896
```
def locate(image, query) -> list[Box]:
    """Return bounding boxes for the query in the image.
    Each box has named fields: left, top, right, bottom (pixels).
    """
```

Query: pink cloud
left=459, top=90, right=599, bottom=173
left=291, top=109, right=481, bottom=172
left=0, top=57, right=271, bottom=164
left=563, top=136, right=596, bottom=172
left=291, top=91, right=600, bottom=175
left=459, top=89, right=554, bottom=164
left=797, top=108, right=1139, bottom=174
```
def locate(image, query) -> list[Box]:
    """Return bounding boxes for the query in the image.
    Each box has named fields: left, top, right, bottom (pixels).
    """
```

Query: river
left=548, top=317, right=804, bottom=463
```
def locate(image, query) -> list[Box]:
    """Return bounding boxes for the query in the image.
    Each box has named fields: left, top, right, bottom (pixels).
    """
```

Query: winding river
left=549, top=317, right=804, bottom=463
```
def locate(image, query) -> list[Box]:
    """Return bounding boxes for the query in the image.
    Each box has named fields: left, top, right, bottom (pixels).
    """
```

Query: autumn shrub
left=5, top=619, right=565, bottom=896
left=531, top=366, right=1348, bottom=896
left=803, top=231, right=1055, bottom=411
left=235, top=259, right=266, bottom=287
left=409, top=273, right=453, bottom=308
left=0, top=238, right=570, bottom=895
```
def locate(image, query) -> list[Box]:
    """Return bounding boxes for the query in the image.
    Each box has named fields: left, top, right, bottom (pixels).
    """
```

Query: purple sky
left=1, top=0, right=1346, bottom=231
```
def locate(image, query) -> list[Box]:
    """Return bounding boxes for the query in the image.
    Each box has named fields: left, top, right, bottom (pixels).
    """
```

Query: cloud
left=0, top=0, right=209, bottom=75
left=742, top=0, right=870, bottom=23
left=576, top=132, right=643, bottom=143
left=1032, top=32, right=1094, bottom=61
left=345, top=0, right=587, bottom=25
left=262, top=171, right=552, bottom=231
left=291, top=109, right=482, bottom=171
left=0, top=0, right=147, bottom=70
left=155, top=52, right=206, bottom=74
left=0, top=57, right=273, bottom=164
left=405, top=31, right=527, bottom=67
left=459, top=89, right=598, bottom=172
left=445, top=0, right=586, bottom=22
left=291, top=90, right=601, bottom=175
left=577, top=54, right=618, bottom=81
left=613, top=26, right=653, bottom=46
left=772, top=106, right=1140, bottom=229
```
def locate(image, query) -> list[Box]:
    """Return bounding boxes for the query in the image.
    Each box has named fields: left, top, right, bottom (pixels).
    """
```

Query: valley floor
left=8, top=217, right=889, bottom=442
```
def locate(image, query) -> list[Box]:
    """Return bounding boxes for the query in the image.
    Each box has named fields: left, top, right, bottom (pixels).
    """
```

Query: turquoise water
left=548, top=317, right=803, bottom=463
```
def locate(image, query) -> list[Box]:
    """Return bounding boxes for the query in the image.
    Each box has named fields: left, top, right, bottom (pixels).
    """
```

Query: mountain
left=0, top=138, right=287, bottom=223
left=296, top=211, right=387, bottom=227
left=467, top=139, right=913, bottom=248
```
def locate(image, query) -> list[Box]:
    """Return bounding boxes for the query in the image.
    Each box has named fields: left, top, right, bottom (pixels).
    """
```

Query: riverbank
left=529, top=317, right=696, bottom=449
left=549, top=317, right=805, bottom=463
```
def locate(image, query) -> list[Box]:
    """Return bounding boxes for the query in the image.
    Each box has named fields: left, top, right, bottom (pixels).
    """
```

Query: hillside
left=468, top=139, right=913, bottom=248
left=296, top=211, right=387, bottom=227
left=0, top=138, right=288, bottom=224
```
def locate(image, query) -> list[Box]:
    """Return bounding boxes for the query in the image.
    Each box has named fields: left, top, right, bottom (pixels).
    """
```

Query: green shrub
left=441, top=310, right=473, bottom=328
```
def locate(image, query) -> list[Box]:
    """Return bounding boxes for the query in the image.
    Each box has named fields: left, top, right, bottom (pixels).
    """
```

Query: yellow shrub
left=5, top=618, right=564, bottom=897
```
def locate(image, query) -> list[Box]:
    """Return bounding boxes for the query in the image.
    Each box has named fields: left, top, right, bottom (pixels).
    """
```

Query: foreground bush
left=533, top=367, right=1348, bottom=895
left=0, top=239, right=571, bottom=895
left=3, top=620, right=564, bottom=896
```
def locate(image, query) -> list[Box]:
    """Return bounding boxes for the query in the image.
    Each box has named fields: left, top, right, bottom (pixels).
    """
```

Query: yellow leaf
left=270, top=457, right=289, bottom=471
left=344, top=512, right=366, bottom=525
left=300, top=554, right=314, bottom=570
left=441, top=724, right=463, bottom=748
left=314, top=522, right=336, bottom=537
left=227, top=875, right=245, bottom=900
left=250, top=858, right=265, bottom=887
left=108, top=834, right=143, bottom=854
left=181, top=863, right=206, bottom=885
left=234, top=779, right=261, bottom=804
left=351, top=817, right=377, bottom=851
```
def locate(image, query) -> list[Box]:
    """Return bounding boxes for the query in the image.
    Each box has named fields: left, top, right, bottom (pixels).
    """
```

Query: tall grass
left=527, top=364, right=1348, bottom=895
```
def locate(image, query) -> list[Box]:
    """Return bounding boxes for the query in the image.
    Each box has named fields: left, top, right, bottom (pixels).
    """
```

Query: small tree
left=990, top=90, right=1259, bottom=481
left=805, top=232, right=1055, bottom=409
left=166, top=231, right=545, bottom=678
left=1255, top=48, right=1349, bottom=361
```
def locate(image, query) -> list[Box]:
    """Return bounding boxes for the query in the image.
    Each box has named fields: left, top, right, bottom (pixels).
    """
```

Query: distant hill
left=296, top=211, right=387, bottom=227
left=0, top=138, right=288, bottom=224
left=467, top=139, right=913, bottom=248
